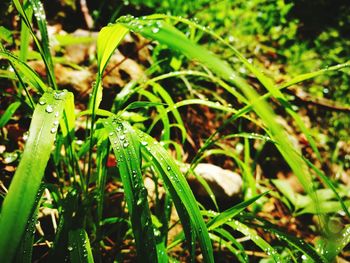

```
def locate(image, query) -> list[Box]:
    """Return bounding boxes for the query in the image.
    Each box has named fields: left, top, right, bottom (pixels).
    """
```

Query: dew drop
left=123, top=141, right=129, bottom=148
left=68, top=246, right=73, bottom=251
left=53, top=120, right=59, bottom=126
left=50, top=127, right=58, bottom=134
left=54, top=90, right=66, bottom=100
left=152, top=27, right=160, bottom=33
left=23, top=131, right=29, bottom=141
left=46, top=105, right=54, bottom=113
left=167, top=166, right=171, bottom=171
left=141, top=141, right=148, bottom=146
left=55, top=112, right=59, bottom=117
left=119, top=134, right=125, bottom=140
left=39, top=99, right=46, bottom=105
left=3, top=152, right=18, bottom=164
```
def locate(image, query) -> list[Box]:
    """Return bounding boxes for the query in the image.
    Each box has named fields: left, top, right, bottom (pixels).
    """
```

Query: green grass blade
left=0, top=50, right=47, bottom=93
left=320, top=224, right=350, bottom=261
left=209, top=232, right=246, bottom=263
left=0, top=26, right=12, bottom=44
left=116, top=18, right=236, bottom=84
left=28, top=0, right=56, bottom=89
left=0, top=89, right=73, bottom=262
left=12, top=0, right=56, bottom=89
left=227, top=220, right=282, bottom=262
left=68, top=229, right=94, bottom=263
left=139, top=89, right=171, bottom=141
left=135, top=129, right=214, bottom=263
left=97, top=23, right=129, bottom=75
left=211, top=228, right=248, bottom=263
left=103, top=117, right=158, bottom=262
left=279, top=62, right=350, bottom=89
left=0, top=101, right=21, bottom=128
left=19, top=0, right=33, bottom=62
left=303, top=157, right=350, bottom=218
left=49, top=189, right=79, bottom=261
left=151, top=82, right=185, bottom=137
left=95, top=131, right=109, bottom=237
left=250, top=216, right=327, bottom=262
left=207, top=192, right=268, bottom=231
left=14, top=186, right=44, bottom=263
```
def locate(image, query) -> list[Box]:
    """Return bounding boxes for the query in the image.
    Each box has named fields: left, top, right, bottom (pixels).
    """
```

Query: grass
left=0, top=0, right=349, bottom=262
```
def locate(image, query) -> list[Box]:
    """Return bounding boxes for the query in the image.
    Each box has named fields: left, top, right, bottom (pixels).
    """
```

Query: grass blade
left=103, top=117, right=158, bottom=262
left=14, top=186, right=44, bottom=263
left=135, top=129, right=214, bottom=263
left=97, top=24, right=129, bottom=75
left=0, top=89, right=73, bottom=262
left=28, top=0, right=56, bottom=89
left=68, top=229, right=94, bottom=263
left=19, top=0, right=33, bottom=62
left=226, top=220, right=282, bottom=262
left=12, top=0, right=56, bottom=89
left=0, top=101, right=21, bottom=128
left=207, top=192, right=268, bottom=231
left=210, top=229, right=248, bottom=263
left=0, top=50, right=47, bottom=93
left=248, top=216, right=327, bottom=262
left=303, top=158, right=350, bottom=219
left=319, top=224, right=350, bottom=261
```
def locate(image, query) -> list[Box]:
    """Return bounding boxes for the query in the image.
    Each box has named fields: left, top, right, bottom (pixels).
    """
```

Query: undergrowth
left=0, top=0, right=350, bottom=262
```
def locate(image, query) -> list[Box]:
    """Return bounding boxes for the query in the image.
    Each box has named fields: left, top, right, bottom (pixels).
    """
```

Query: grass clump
left=0, top=0, right=350, bottom=262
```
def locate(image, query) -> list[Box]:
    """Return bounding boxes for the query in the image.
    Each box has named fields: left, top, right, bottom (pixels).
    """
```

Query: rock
left=185, top=163, right=243, bottom=200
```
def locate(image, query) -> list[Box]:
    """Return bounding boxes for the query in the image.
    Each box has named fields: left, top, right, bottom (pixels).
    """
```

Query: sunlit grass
left=0, top=1, right=349, bottom=262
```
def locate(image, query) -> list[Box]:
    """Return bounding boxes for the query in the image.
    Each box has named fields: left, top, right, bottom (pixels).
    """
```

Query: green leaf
left=103, top=117, right=158, bottom=262
left=28, top=0, right=56, bottom=89
left=97, top=23, right=129, bottom=75
left=68, top=229, right=94, bottom=263
left=0, top=101, right=21, bottom=128
left=0, top=26, right=13, bottom=44
left=249, top=216, right=327, bottom=262
left=0, top=50, right=47, bottom=93
left=0, top=89, right=73, bottom=262
left=227, top=220, right=282, bottom=262
left=207, top=192, right=268, bottom=231
left=135, top=129, right=214, bottom=263
left=14, top=186, right=44, bottom=263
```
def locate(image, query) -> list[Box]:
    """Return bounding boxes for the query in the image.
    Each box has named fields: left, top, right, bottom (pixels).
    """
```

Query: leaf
left=0, top=89, right=73, bottom=262
left=227, top=220, right=282, bottom=262
left=97, top=23, right=129, bottom=75
left=28, top=0, right=56, bottom=89
left=0, top=26, right=13, bottom=44
left=14, top=186, right=44, bottom=263
left=103, top=117, right=158, bottom=262
left=0, top=50, right=47, bottom=93
left=207, top=192, right=268, bottom=231
left=68, top=229, right=94, bottom=263
left=319, top=224, right=350, bottom=261
left=249, top=216, right=327, bottom=262
left=0, top=101, right=21, bottom=128
left=135, top=129, right=214, bottom=263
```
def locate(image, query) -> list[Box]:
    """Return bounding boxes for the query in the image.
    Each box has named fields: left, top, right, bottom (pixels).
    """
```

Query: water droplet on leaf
left=46, top=105, right=54, bottom=113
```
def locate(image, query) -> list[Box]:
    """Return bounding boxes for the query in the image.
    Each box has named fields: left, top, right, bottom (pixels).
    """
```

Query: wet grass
left=0, top=1, right=349, bottom=262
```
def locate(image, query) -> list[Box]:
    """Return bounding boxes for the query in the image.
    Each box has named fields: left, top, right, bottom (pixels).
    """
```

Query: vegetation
left=0, top=0, right=350, bottom=262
